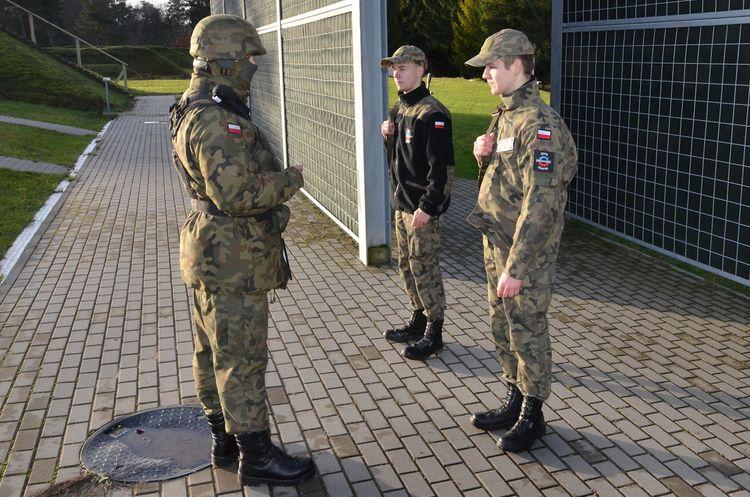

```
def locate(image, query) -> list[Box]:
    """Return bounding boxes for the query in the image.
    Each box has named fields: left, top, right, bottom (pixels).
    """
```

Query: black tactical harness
left=169, top=85, right=267, bottom=221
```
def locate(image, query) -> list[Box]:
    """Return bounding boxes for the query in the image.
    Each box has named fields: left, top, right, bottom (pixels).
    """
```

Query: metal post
left=550, top=0, right=563, bottom=111
left=103, top=77, right=111, bottom=115
left=28, top=13, right=36, bottom=44
left=352, top=0, right=390, bottom=265
left=75, top=38, right=82, bottom=66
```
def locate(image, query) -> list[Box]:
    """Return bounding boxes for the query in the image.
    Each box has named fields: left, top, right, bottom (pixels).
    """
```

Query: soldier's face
left=483, top=59, right=516, bottom=96
left=392, top=62, right=423, bottom=93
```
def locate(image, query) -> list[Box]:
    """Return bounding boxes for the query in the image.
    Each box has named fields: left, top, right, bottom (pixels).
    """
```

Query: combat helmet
left=190, top=14, right=266, bottom=61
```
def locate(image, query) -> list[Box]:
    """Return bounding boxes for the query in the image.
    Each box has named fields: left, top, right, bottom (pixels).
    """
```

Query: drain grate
left=80, top=406, right=212, bottom=483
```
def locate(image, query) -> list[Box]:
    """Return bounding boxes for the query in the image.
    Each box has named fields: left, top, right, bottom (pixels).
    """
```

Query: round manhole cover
left=81, top=406, right=212, bottom=483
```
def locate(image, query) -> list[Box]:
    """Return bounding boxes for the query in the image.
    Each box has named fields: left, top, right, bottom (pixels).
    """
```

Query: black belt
left=191, top=198, right=269, bottom=221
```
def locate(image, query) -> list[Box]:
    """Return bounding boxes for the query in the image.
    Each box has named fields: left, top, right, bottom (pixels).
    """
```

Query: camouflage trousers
left=192, top=289, right=269, bottom=434
left=483, top=236, right=555, bottom=400
left=394, top=210, right=446, bottom=321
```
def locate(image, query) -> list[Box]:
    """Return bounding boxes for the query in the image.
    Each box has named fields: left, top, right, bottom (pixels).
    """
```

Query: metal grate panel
left=251, top=32, right=284, bottom=161
left=245, top=0, right=277, bottom=27
left=281, top=0, right=343, bottom=19
left=281, top=13, right=358, bottom=234
left=562, top=24, right=750, bottom=281
left=564, top=0, right=750, bottom=23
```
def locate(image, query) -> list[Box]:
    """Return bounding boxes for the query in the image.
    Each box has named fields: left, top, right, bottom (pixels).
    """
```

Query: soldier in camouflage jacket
left=170, top=14, right=314, bottom=486
left=465, top=29, right=579, bottom=453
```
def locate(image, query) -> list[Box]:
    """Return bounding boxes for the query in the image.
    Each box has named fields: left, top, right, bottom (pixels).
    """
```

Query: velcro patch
left=534, top=150, right=554, bottom=173
left=228, top=123, right=241, bottom=135
left=435, top=121, right=445, bottom=129
left=537, top=129, right=551, bottom=140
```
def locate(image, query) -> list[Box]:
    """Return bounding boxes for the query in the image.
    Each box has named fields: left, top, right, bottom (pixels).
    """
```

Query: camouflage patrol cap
left=190, top=14, right=266, bottom=61
left=465, top=29, right=535, bottom=67
left=380, top=45, right=428, bottom=69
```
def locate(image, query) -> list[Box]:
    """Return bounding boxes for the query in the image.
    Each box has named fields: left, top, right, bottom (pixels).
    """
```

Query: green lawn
left=389, top=77, right=550, bottom=179
left=0, top=100, right=109, bottom=131
left=0, top=123, right=94, bottom=166
left=0, top=169, right=67, bottom=261
left=121, top=79, right=190, bottom=95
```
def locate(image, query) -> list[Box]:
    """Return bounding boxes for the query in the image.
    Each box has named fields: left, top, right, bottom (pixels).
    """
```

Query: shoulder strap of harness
left=477, top=107, right=503, bottom=187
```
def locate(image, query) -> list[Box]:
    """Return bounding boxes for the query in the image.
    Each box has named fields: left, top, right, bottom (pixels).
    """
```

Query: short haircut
left=501, top=54, right=534, bottom=76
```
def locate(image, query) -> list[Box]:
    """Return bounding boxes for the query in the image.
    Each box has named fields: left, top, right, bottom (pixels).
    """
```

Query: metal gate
left=211, top=0, right=390, bottom=265
left=552, top=1, right=750, bottom=285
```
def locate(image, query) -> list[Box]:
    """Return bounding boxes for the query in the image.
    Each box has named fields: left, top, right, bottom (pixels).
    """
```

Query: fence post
left=28, top=13, right=36, bottom=44
left=75, top=38, right=82, bottom=66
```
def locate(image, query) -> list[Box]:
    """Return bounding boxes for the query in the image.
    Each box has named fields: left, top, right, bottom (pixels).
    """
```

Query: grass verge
left=0, top=169, right=67, bottom=262
left=121, top=79, right=190, bottom=95
left=0, top=100, right=109, bottom=131
left=0, top=123, right=94, bottom=166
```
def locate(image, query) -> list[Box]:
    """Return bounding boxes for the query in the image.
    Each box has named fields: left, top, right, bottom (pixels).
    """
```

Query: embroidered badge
left=228, top=123, right=242, bottom=135
left=434, top=121, right=445, bottom=129
left=405, top=128, right=413, bottom=144
left=534, top=150, right=554, bottom=173
left=537, top=129, right=551, bottom=140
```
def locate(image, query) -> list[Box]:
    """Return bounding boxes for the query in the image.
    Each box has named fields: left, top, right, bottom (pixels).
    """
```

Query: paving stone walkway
left=0, top=115, right=97, bottom=136
left=0, top=96, right=748, bottom=497
left=0, top=156, right=68, bottom=176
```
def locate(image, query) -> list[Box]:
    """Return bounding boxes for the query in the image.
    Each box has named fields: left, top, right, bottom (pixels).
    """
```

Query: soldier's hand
left=381, top=120, right=395, bottom=139
left=411, top=208, right=431, bottom=229
left=473, top=133, right=495, bottom=162
left=497, top=272, right=522, bottom=299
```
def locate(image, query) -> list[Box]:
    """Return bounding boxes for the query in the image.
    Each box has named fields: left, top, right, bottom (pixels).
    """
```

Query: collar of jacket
left=189, top=73, right=246, bottom=100
left=398, top=82, right=430, bottom=107
left=500, top=78, right=539, bottom=111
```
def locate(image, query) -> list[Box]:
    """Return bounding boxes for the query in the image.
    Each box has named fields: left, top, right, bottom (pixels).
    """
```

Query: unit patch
left=533, top=150, right=554, bottom=173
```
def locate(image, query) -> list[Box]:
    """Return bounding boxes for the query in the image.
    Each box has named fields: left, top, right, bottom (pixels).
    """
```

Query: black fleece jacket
left=387, top=83, right=454, bottom=216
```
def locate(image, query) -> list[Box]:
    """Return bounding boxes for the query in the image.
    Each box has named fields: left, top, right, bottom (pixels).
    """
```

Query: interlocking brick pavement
left=0, top=96, right=748, bottom=497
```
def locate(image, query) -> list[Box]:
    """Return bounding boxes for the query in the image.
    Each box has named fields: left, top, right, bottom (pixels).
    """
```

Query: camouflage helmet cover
left=190, top=14, right=266, bottom=61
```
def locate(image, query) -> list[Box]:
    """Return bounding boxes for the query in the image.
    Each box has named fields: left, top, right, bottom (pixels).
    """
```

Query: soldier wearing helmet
left=465, top=29, right=578, bottom=453
left=170, top=14, right=314, bottom=486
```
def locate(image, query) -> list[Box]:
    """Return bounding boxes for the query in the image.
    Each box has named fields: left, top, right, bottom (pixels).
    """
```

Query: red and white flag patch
left=537, top=129, right=551, bottom=140
left=228, top=123, right=242, bottom=135
left=435, top=121, right=445, bottom=129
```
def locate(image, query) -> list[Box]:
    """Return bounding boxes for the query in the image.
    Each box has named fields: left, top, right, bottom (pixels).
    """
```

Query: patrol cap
left=465, top=29, right=535, bottom=67
left=380, top=45, right=428, bottom=69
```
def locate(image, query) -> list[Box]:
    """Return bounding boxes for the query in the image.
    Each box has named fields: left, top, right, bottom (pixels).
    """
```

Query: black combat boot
left=471, top=382, right=523, bottom=431
left=384, top=309, right=427, bottom=343
left=402, top=319, right=443, bottom=361
left=205, top=410, right=239, bottom=468
left=497, top=396, right=546, bottom=452
left=236, top=430, right=316, bottom=486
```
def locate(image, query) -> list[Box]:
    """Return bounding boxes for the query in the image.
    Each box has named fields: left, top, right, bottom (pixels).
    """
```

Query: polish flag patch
left=228, top=123, right=242, bottom=135
left=537, top=129, right=551, bottom=140
left=435, top=121, right=445, bottom=129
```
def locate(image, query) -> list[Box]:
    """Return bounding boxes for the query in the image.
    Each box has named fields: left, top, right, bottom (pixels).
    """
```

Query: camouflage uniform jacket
left=387, top=83, right=455, bottom=216
left=467, top=80, right=578, bottom=281
left=172, top=76, right=303, bottom=294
